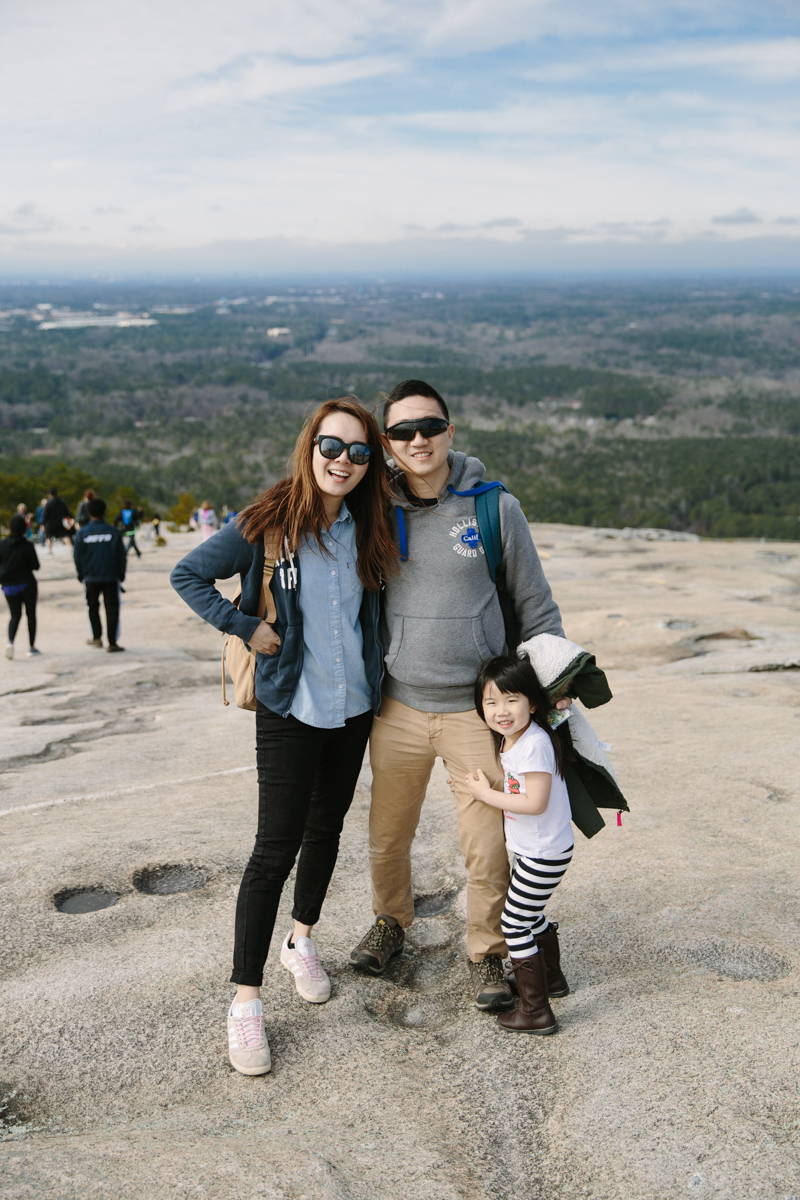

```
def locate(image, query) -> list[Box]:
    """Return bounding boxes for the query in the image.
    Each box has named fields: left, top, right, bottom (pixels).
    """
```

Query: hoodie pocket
left=385, top=614, right=503, bottom=691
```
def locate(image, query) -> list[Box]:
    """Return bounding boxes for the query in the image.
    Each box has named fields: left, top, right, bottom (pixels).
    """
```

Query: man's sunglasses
left=384, top=416, right=450, bottom=441
left=313, top=435, right=372, bottom=465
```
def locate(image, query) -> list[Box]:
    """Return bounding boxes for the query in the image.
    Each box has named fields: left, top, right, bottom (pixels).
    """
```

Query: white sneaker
left=227, top=999, right=271, bottom=1075
left=4, top=644, right=13, bottom=660
left=26, top=648, right=41, bottom=658
left=280, top=932, right=331, bottom=1003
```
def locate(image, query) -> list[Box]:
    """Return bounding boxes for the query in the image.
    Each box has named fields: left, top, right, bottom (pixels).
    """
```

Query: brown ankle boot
left=534, top=921, right=569, bottom=997
left=497, top=953, right=558, bottom=1035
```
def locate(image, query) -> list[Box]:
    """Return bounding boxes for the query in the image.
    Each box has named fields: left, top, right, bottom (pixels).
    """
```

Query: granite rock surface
left=1, top=528, right=798, bottom=1199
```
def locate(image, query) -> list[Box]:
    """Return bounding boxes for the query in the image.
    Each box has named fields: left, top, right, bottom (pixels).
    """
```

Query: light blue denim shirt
left=289, top=500, right=372, bottom=729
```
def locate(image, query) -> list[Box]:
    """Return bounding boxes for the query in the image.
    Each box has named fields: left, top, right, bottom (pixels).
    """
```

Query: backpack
left=221, top=532, right=281, bottom=710
left=395, top=481, right=520, bottom=652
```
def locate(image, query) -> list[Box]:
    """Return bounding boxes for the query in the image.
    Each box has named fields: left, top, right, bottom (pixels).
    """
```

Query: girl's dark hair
left=382, top=379, right=449, bottom=430
left=9, top=514, right=27, bottom=537
left=474, top=654, right=565, bottom=777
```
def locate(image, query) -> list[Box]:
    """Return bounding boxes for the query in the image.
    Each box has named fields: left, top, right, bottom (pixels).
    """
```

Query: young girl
left=466, top=654, right=573, bottom=1035
left=171, top=398, right=397, bottom=1075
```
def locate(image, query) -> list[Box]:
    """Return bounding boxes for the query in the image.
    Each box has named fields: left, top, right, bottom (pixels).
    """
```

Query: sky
left=2, top=0, right=799, bottom=277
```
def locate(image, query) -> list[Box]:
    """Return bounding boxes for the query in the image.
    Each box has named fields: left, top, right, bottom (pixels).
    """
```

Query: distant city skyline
left=2, top=0, right=799, bottom=276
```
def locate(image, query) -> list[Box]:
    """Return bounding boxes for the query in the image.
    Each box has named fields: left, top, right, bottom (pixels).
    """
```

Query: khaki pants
left=368, top=695, right=509, bottom=961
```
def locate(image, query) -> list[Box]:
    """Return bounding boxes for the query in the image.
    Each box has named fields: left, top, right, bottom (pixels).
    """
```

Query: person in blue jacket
left=73, top=498, right=127, bottom=652
left=171, top=397, right=397, bottom=1076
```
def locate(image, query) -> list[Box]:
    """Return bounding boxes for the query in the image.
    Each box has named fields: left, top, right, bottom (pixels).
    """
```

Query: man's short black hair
left=88, top=498, right=107, bottom=519
left=9, top=514, right=28, bottom=537
left=48, top=487, right=58, bottom=497
left=383, top=379, right=449, bottom=430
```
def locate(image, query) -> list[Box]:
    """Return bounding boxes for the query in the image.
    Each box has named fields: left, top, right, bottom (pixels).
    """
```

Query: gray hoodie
left=382, top=450, right=564, bottom=712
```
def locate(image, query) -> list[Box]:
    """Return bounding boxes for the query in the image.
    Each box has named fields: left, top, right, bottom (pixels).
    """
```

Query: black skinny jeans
left=5, top=582, right=37, bottom=647
left=231, top=701, right=373, bottom=987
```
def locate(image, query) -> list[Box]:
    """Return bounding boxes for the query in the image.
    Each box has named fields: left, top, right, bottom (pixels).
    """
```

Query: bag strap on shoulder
left=395, top=481, right=508, bottom=580
left=395, top=508, right=408, bottom=562
left=447, top=481, right=507, bottom=582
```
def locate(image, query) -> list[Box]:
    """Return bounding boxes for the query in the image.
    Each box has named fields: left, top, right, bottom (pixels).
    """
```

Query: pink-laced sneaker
left=280, top=932, right=331, bottom=1003
left=227, top=998, right=271, bottom=1075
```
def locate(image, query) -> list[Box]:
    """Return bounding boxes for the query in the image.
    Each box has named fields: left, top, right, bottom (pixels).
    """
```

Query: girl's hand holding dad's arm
left=465, top=768, right=552, bottom=816
left=248, top=621, right=281, bottom=656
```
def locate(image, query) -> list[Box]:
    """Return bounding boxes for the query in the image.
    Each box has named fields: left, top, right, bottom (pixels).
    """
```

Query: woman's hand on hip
left=249, top=621, right=281, bottom=656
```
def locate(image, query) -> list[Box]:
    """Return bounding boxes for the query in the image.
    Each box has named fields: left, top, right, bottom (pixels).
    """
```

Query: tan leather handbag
left=221, top=532, right=281, bottom=710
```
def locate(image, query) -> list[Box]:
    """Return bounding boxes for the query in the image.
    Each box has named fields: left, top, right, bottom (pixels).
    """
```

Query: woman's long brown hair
left=237, top=396, right=398, bottom=592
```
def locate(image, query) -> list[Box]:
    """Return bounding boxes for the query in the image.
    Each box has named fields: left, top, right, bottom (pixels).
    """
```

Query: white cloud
left=713, top=207, right=762, bottom=224
left=174, top=54, right=403, bottom=109
left=0, top=0, right=798, bottom=270
left=0, top=203, right=57, bottom=236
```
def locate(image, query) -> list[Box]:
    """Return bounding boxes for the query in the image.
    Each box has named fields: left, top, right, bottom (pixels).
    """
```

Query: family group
left=171, top=378, right=625, bottom=1077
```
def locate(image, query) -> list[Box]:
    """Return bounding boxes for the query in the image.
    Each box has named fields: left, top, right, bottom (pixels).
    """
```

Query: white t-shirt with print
left=500, top=721, right=573, bottom=858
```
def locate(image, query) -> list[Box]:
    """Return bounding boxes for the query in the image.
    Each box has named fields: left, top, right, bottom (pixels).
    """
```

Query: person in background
left=151, top=513, right=161, bottom=540
left=1, top=514, right=40, bottom=659
left=75, top=489, right=96, bottom=529
left=42, top=488, right=73, bottom=554
left=35, top=499, right=47, bottom=546
left=115, top=501, right=142, bottom=559
left=74, top=498, right=127, bottom=653
left=224, top=507, right=238, bottom=525
left=198, top=501, right=219, bottom=541
left=15, top=504, right=33, bottom=538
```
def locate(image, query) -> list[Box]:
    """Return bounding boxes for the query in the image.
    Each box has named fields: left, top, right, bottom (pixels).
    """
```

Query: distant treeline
left=0, top=460, right=146, bottom=529
left=3, top=431, right=799, bottom=541
left=459, top=429, right=800, bottom=540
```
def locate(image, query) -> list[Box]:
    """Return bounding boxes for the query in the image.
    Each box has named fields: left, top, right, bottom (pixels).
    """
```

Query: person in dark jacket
left=170, top=397, right=398, bottom=1077
left=1, top=514, right=41, bottom=659
left=42, top=488, right=73, bottom=554
left=73, top=498, right=126, bottom=653
left=75, top=489, right=96, bottom=529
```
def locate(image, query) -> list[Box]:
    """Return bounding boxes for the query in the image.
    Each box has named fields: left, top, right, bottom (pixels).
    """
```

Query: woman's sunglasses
left=384, top=416, right=450, bottom=441
left=313, top=435, right=372, bottom=465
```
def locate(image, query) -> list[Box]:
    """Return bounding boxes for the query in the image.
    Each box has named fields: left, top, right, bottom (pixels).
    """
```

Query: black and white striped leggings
left=501, top=847, right=573, bottom=958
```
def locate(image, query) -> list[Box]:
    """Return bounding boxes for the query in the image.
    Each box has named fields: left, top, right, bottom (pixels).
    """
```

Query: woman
left=75, top=489, right=96, bottom=529
left=198, top=501, right=219, bottom=541
left=1, top=514, right=40, bottom=659
left=171, top=398, right=397, bottom=1076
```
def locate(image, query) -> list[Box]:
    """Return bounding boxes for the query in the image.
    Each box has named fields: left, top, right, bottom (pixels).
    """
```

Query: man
left=350, top=379, right=566, bottom=1011
left=73, top=498, right=127, bottom=653
left=42, top=488, right=73, bottom=554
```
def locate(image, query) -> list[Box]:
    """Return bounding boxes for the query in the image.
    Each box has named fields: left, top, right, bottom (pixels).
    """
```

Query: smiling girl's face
left=481, top=680, right=535, bottom=748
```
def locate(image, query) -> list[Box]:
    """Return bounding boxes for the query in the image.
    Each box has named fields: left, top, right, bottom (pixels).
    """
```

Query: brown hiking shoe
left=349, top=915, right=405, bottom=975
left=467, top=954, right=514, bottom=1011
